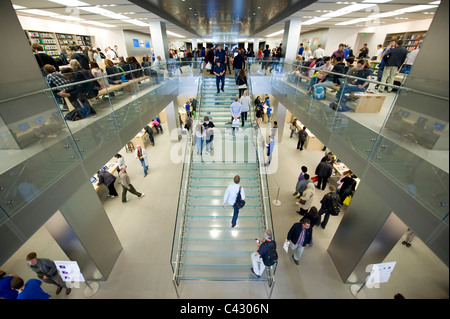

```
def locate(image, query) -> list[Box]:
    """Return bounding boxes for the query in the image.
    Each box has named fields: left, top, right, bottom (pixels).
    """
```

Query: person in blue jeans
left=214, top=60, right=225, bottom=93
left=332, top=59, right=372, bottom=109
left=223, top=175, right=245, bottom=228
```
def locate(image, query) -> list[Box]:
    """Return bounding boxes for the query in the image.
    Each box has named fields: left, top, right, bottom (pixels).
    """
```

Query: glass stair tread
left=178, top=265, right=267, bottom=281
left=185, top=217, right=263, bottom=228
left=180, top=251, right=257, bottom=266
left=188, top=188, right=260, bottom=197
left=185, top=207, right=263, bottom=217
left=182, top=238, right=257, bottom=252
left=183, top=227, right=265, bottom=240
left=192, top=163, right=258, bottom=171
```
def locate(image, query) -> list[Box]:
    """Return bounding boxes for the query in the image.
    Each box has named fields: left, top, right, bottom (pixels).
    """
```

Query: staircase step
left=186, top=207, right=263, bottom=217
left=185, top=216, right=264, bottom=228
left=183, top=238, right=257, bottom=252
left=178, top=264, right=267, bottom=281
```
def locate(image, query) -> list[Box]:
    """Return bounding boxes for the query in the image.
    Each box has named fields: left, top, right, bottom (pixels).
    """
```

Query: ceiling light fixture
left=266, top=30, right=284, bottom=37
left=302, top=2, right=380, bottom=25
left=335, top=3, right=439, bottom=25
left=167, top=30, right=185, bottom=38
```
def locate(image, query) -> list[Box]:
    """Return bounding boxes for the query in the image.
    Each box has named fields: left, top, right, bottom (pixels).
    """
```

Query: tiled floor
left=1, top=101, right=448, bottom=300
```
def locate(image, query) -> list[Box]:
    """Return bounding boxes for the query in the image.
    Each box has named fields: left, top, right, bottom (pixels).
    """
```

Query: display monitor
left=90, top=177, right=97, bottom=183
left=35, top=117, right=45, bottom=124
left=400, top=111, right=409, bottom=118
left=101, top=165, right=107, bottom=171
left=19, top=123, right=30, bottom=131
left=434, top=123, right=445, bottom=131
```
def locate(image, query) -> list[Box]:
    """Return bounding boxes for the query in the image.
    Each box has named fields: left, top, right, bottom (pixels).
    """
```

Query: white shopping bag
left=283, top=240, right=290, bottom=253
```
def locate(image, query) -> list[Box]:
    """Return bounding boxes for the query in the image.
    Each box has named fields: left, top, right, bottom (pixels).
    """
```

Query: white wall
left=17, top=15, right=127, bottom=56
left=359, top=18, right=433, bottom=51
left=324, top=27, right=363, bottom=56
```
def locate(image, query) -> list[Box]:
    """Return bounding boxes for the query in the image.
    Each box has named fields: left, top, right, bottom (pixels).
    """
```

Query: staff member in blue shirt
left=214, top=60, right=225, bottom=93
left=230, top=95, right=242, bottom=139
left=10, top=276, right=51, bottom=299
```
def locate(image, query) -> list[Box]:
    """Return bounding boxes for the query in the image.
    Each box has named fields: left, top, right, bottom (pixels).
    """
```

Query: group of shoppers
left=0, top=252, right=71, bottom=299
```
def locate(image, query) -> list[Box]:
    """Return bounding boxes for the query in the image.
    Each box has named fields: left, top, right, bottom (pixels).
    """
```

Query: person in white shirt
left=105, top=47, right=117, bottom=61
left=376, top=44, right=383, bottom=61
left=403, top=48, right=420, bottom=73
left=223, top=175, right=246, bottom=228
left=313, top=44, right=325, bottom=59
left=240, top=90, right=250, bottom=127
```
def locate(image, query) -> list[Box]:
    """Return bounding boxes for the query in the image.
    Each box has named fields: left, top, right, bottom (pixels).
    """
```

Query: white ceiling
left=11, top=0, right=439, bottom=41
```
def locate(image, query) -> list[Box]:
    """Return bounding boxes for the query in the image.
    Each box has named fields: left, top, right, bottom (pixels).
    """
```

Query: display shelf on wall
left=27, top=31, right=59, bottom=57
left=26, top=30, right=95, bottom=57
left=383, top=30, right=427, bottom=52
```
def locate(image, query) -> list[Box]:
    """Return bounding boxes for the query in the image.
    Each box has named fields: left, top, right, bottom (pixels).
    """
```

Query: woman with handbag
left=236, top=69, right=248, bottom=98
left=296, top=182, right=315, bottom=215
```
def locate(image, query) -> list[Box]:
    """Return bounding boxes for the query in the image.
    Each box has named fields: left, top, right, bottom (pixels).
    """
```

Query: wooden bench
left=96, top=75, right=151, bottom=96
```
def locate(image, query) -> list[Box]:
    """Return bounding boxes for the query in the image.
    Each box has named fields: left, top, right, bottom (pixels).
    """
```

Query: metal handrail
left=248, top=59, right=449, bottom=101
left=0, top=61, right=200, bottom=104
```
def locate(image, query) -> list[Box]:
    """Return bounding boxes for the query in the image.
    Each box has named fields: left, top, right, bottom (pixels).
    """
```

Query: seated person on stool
left=331, top=59, right=372, bottom=109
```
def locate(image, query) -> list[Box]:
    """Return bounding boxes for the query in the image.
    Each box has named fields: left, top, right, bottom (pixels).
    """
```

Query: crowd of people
left=289, top=41, right=410, bottom=110
left=33, top=43, right=166, bottom=120
left=0, top=252, right=71, bottom=299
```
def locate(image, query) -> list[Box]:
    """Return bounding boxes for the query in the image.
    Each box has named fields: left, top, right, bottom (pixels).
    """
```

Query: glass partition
left=0, top=60, right=197, bottom=225
left=265, top=60, right=448, bottom=221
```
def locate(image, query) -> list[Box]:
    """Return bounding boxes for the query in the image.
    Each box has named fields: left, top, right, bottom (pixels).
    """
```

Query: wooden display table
left=351, top=92, right=386, bottom=113
left=333, top=162, right=350, bottom=177
left=130, top=129, right=151, bottom=149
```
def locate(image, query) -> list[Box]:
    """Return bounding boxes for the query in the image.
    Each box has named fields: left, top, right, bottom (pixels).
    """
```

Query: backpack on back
left=330, top=194, right=341, bottom=216
left=262, top=241, right=278, bottom=266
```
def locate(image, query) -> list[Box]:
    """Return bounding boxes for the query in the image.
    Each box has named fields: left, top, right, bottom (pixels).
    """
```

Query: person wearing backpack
left=223, top=175, right=245, bottom=228
left=287, top=219, right=313, bottom=265
left=251, top=230, right=277, bottom=277
left=318, top=185, right=341, bottom=229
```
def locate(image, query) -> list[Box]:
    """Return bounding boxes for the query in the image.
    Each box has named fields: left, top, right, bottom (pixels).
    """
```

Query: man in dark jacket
left=378, top=39, right=407, bottom=93
left=315, top=159, right=333, bottom=190
left=233, top=49, right=246, bottom=81
left=297, top=126, right=308, bottom=151
left=319, top=185, right=340, bottom=229
left=287, top=219, right=312, bottom=265
left=69, top=45, right=90, bottom=70
left=26, top=252, right=71, bottom=295
left=97, top=169, right=118, bottom=197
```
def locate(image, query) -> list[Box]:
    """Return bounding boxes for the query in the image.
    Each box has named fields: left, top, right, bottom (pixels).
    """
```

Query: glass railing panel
left=0, top=84, right=82, bottom=221
left=171, top=74, right=203, bottom=279
left=56, top=72, right=120, bottom=160
left=370, top=75, right=449, bottom=221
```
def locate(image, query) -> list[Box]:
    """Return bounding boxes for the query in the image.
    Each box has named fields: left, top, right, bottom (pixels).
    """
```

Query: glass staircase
left=172, top=75, right=274, bottom=284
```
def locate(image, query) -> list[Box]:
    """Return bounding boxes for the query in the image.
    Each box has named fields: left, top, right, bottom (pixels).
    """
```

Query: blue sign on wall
left=132, top=39, right=139, bottom=47
left=145, top=40, right=150, bottom=48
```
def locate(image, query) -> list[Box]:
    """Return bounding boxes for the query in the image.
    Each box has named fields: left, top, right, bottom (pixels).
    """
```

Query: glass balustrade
left=0, top=60, right=200, bottom=225
left=258, top=59, right=448, bottom=222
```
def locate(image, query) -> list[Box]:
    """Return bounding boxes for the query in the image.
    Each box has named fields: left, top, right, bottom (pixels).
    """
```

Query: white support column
left=149, top=21, right=169, bottom=60
left=282, top=20, right=302, bottom=61
left=254, top=38, right=261, bottom=51
left=191, top=38, right=198, bottom=50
